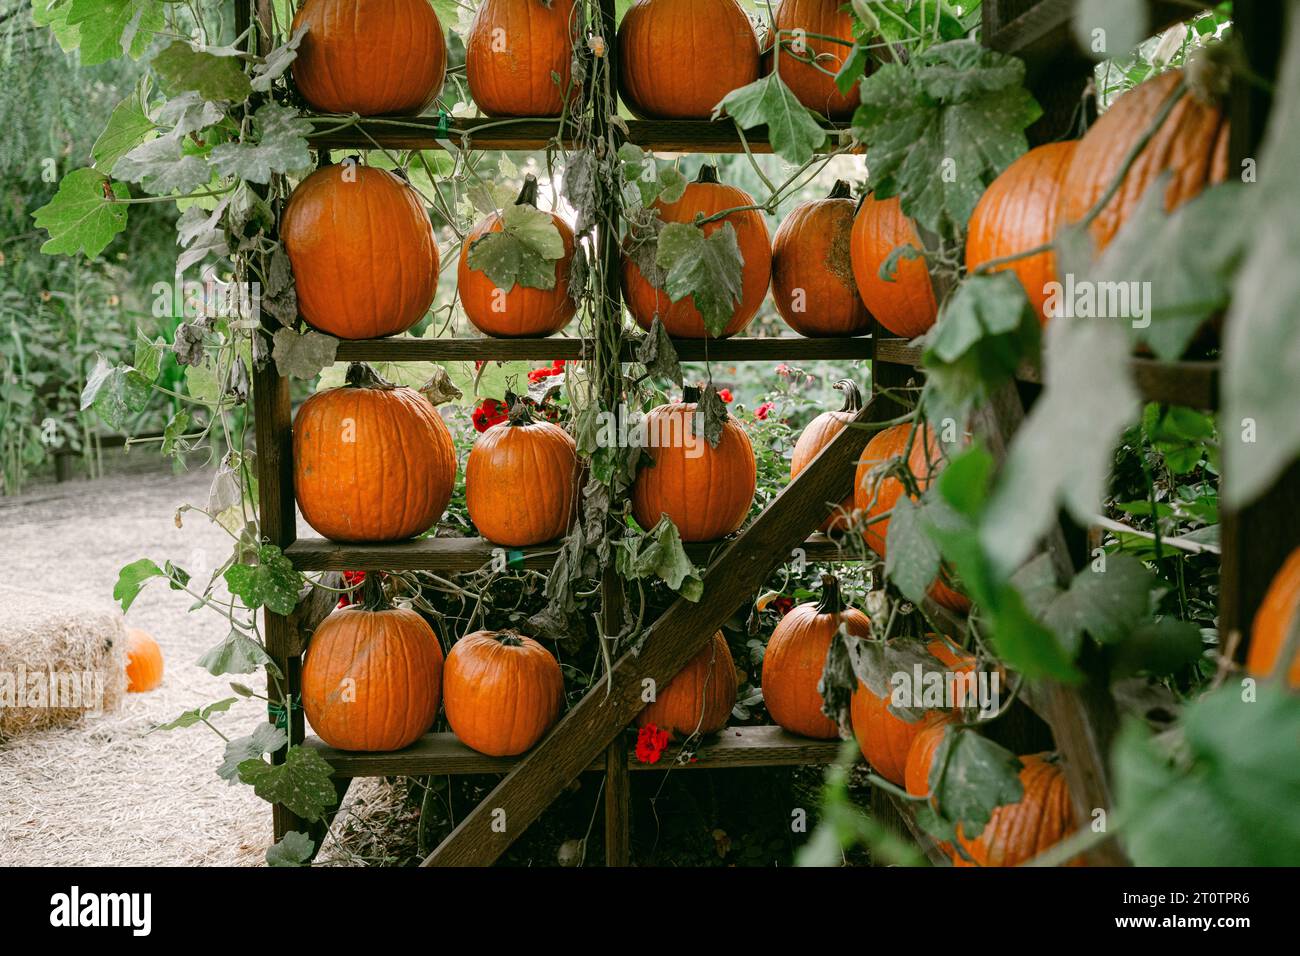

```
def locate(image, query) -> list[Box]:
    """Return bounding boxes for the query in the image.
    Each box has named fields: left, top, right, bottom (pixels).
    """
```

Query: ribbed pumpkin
left=1246, top=546, right=1300, bottom=688
left=459, top=175, right=577, bottom=337
left=623, top=166, right=773, bottom=339
left=443, top=629, right=564, bottom=756
left=769, top=0, right=862, bottom=118
left=954, top=755, right=1081, bottom=867
left=291, top=0, right=447, bottom=116
left=850, top=193, right=937, bottom=338
left=124, top=628, right=163, bottom=693
left=632, top=385, right=757, bottom=542
left=1059, top=69, right=1229, bottom=253
left=966, top=141, right=1078, bottom=325
left=637, top=630, right=738, bottom=737
left=903, top=714, right=953, bottom=799
left=282, top=163, right=439, bottom=340
left=618, top=0, right=760, bottom=119
left=763, top=575, right=869, bottom=739
left=791, top=380, right=862, bottom=532
left=294, top=363, right=457, bottom=542
left=772, top=181, right=869, bottom=337
left=466, top=398, right=578, bottom=546
left=302, top=578, right=444, bottom=752
left=466, top=0, right=579, bottom=117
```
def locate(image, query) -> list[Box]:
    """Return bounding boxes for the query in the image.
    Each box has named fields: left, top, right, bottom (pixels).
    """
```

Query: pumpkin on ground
left=772, top=181, right=869, bottom=337
left=459, top=175, right=577, bottom=337
left=637, top=630, right=738, bottom=737
left=466, top=398, right=578, bottom=546
left=1246, top=546, right=1300, bottom=688
left=791, top=380, right=863, bottom=533
left=966, top=141, right=1078, bottom=325
left=294, top=363, right=457, bottom=542
left=623, top=166, right=772, bottom=339
left=292, top=0, right=447, bottom=116
left=124, top=628, right=163, bottom=693
left=763, top=574, right=868, bottom=739
left=302, top=577, right=444, bottom=752
left=466, top=0, right=580, bottom=117
left=282, top=162, right=439, bottom=340
left=443, top=629, right=564, bottom=756
left=850, top=193, right=937, bottom=338
left=617, top=0, right=760, bottom=119
left=768, top=0, right=862, bottom=119
left=632, top=385, right=757, bottom=542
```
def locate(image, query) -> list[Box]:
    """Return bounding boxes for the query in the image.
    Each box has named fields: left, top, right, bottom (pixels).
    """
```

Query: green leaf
left=32, top=168, right=130, bottom=258
left=152, top=40, right=252, bottom=102
left=93, top=88, right=156, bottom=172
left=884, top=497, right=941, bottom=605
left=153, top=697, right=238, bottom=731
left=113, top=132, right=212, bottom=196
left=65, top=0, right=165, bottom=66
left=80, top=354, right=152, bottom=430
left=1111, top=617, right=1204, bottom=677
left=223, top=544, right=301, bottom=615
left=266, top=831, right=315, bottom=867
left=636, top=318, right=683, bottom=386
left=219, top=722, right=288, bottom=783
left=237, top=745, right=338, bottom=823
left=210, top=102, right=312, bottom=184
left=1013, top=552, right=1157, bottom=655
left=133, top=330, right=165, bottom=382
left=714, top=73, right=828, bottom=166
left=252, top=24, right=307, bottom=92
left=656, top=222, right=745, bottom=338
left=619, top=517, right=704, bottom=601
left=113, top=557, right=165, bottom=612
left=197, top=630, right=273, bottom=677
left=929, top=728, right=1024, bottom=839
left=161, top=409, right=192, bottom=456
left=272, top=328, right=338, bottom=380
left=466, top=202, right=564, bottom=291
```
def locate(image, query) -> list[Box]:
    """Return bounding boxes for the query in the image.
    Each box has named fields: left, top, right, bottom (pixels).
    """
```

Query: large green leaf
left=63, top=0, right=165, bottom=66
left=80, top=355, right=152, bottom=430
left=238, top=745, right=338, bottom=823
left=655, top=222, right=745, bottom=338
left=223, top=545, right=301, bottom=616
left=210, top=103, right=312, bottom=184
left=92, top=86, right=156, bottom=172
left=714, top=73, right=828, bottom=166
left=465, top=202, right=565, bottom=291
left=152, top=40, right=252, bottom=102
left=32, top=168, right=130, bottom=258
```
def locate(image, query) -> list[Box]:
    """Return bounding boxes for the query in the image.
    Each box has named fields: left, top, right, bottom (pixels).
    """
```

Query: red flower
left=635, top=724, right=671, bottom=764
left=338, top=570, right=367, bottom=608
left=527, top=360, right=566, bottom=384
left=770, top=596, right=795, bottom=617
left=755, top=401, right=775, bottom=421
left=472, top=398, right=509, bottom=433
left=775, top=364, right=791, bottom=378
left=718, top=388, right=733, bottom=403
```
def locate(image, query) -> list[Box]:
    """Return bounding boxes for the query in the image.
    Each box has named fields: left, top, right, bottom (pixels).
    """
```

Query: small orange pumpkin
left=637, top=630, right=738, bottom=738
left=124, top=628, right=164, bottom=693
left=443, top=629, right=564, bottom=756
left=1246, top=546, right=1300, bottom=688
left=791, top=379, right=862, bottom=533
left=850, top=193, right=937, bottom=338
left=772, top=180, right=869, bottom=337
left=769, top=0, right=862, bottom=119
left=466, top=0, right=580, bottom=117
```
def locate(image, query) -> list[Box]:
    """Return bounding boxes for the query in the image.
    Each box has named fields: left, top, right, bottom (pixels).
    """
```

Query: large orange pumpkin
left=124, top=628, right=164, bottom=693
left=791, top=379, right=862, bottom=533
left=466, top=399, right=578, bottom=546
left=282, top=163, right=439, bottom=340
left=623, top=166, right=772, bottom=339
left=769, top=0, right=862, bottom=119
left=443, top=629, right=564, bottom=756
left=1246, top=546, right=1300, bottom=688
left=292, top=0, right=447, bottom=116
left=850, top=193, right=937, bottom=338
left=903, top=713, right=953, bottom=799
left=632, top=385, right=757, bottom=542
left=459, top=175, right=577, bottom=337
left=966, top=141, right=1078, bottom=325
left=302, top=580, right=445, bottom=752
left=465, top=0, right=580, bottom=117
left=953, top=755, right=1081, bottom=867
left=637, top=630, right=738, bottom=738
left=1058, top=69, right=1229, bottom=253
left=763, top=574, right=869, bottom=739
left=772, top=180, right=869, bottom=337
left=294, top=363, right=457, bottom=542
left=618, top=0, right=760, bottom=119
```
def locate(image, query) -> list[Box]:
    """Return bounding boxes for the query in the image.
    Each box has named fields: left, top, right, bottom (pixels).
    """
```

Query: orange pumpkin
left=850, top=193, right=937, bottom=338
left=124, top=628, right=163, bottom=693
left=292, top=0, right=447, bottom=116
left=772, top=180, right=869, bottom=337
left=763, top=574, right=869, bottom=739
left=966, top=141, right=1078, bottom=324
left=790, top=379, right=862, bottom=532
left=637, top=630, right=738, bottom=737
left=459, top=175, right=577, bottom=337
left=903, top=713, right=953, bottom=799
left=623, top=166, right=772, bottom=339
left=282, top=163, right=439, bottom=340
left=632, top=385, right=757, bottom=542
left=953, top=755, right=1081, bottom=867
left=302, top=580, right=445, bottom=752
left=770, top=0, right=862, bottom=119
left=294, top=363, right=457, bottom=542
left=1058, top=69, right=1229, bottom=254
left=466, top=398, right=578, bottom=546
left=466, top=0, right=580, bottom=117
left=443, top=629, right=564, bottom=756
left=1246, top=546, right=1300, bottom=688
left=618, top=0, right=760, bottom=119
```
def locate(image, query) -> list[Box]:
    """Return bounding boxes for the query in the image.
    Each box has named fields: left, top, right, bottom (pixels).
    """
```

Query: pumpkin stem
left=682, top=384, right=702, bottom=404
left=515, top=174, right=540, bottom=208
left=495, top=629, right=526, bottom=648
left=816, top=573, right=844, bottom=615
left=344, top=362, right=397, bottom=390
left=833, top=379, right=863, bottom=413
left=827, top=180, right=852, bottom=200
left=356, top=573, right=389, bottom=612
left=695, top=165, right=720, bottom=185
left=506, top=392, right=535, bottom=426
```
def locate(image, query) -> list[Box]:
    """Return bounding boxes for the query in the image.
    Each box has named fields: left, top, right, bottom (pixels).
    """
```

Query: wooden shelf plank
left=303, top=725, right=844, bottom=778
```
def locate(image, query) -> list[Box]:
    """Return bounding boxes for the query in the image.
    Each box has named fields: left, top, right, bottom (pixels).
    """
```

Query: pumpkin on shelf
left=762, top=574, right=868, bottom=739
left=637, top=630, right=738, bottom=738
left=768, top=0, right=863, bottom=119
left=632, top=385, right=757, bottom=542
left=459, top=175, right=578, bottom=338
left=294, top=362, right=457, bottom=543
left=124, top=628, right=163, bottom=693
left=466, top=0, right=580, bottom=117
left=443, top=629, right=564, bottom=756
left=772, top=181, right=870, bottom=337
left=466, top=396, right=578, bottom=546
left=966, top=141, right=1078, bottom=325
left=302, top=576, right=445, bottom=752
left=1246, top=546, right=1300, bottom=688
left=617, top=0, right=760, bottom=119
left=790, top=379, right=862, bottom=533
left=622, top=165, right=772, bottom=339
left=956, top=755, right=1081, bottom=867
left=291, top=0, right=447, bottom=116
left=903, top=713, right=954, bottom=800
left=850, top=193, right=937, bottom=338
left=282, top=162, right=439, bottom=340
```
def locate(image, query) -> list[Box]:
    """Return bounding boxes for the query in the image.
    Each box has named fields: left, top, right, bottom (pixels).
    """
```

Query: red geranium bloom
left=770, top=596, right=795, bottom=617
left=338, top=570, right=367, bottom=608
left=775, top=364, right=791, bottom=378
left=755, top=401, right=775, bottom=421
left=635, top=724, right=671, bottom=764
left=718, top=388, right=733, bottom=403
left=472, top=398, right=509, bottom=433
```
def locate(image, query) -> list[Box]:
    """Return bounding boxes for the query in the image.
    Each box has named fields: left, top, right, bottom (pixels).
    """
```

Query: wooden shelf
left=303, top=725, right=845, bottom=778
